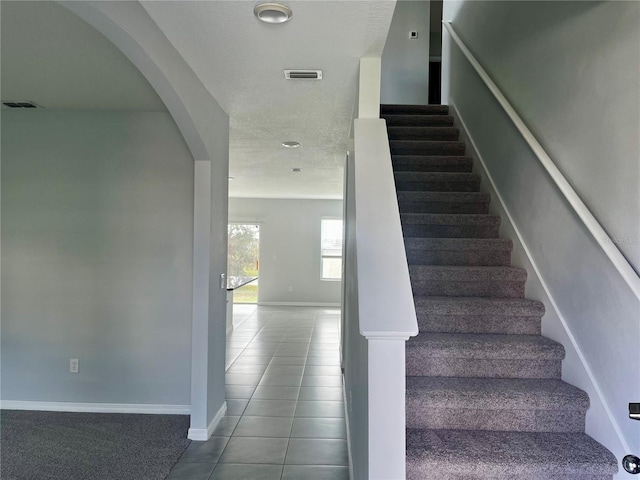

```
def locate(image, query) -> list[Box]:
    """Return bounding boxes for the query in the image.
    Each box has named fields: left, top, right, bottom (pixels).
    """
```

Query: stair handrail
left=443, top=21, right=640, bottom=301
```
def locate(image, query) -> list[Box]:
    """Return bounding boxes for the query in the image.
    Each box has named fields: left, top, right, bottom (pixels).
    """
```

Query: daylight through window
left=321, top=218, right=343, bottom=280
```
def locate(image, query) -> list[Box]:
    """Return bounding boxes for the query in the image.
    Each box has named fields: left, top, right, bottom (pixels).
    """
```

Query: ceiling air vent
left=284, top=70, right=322, bottom=80
left=2, top=101, right=40, bottom=109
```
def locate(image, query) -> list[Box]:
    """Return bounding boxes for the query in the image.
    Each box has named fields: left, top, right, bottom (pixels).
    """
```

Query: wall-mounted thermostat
left=410, top=31, right=418, bottom=39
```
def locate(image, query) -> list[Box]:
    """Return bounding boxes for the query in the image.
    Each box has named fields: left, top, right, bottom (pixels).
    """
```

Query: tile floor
left=167, top=305, right=349, bottom=480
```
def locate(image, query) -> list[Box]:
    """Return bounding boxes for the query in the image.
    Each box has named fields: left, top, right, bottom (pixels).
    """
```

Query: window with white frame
left=321, top=218, right=344, bottom=280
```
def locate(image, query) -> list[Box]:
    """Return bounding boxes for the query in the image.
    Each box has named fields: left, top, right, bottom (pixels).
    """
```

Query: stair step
left=383, top=114, right=454, bottom=127
left=406, top=429, right=618, bottom=480
left=405, top=238, right=512, bottom=265
left=381, top=104, right=449, bottom=115
left=406, top=333, right=564, bottom=378
left=388, top=126, right=460, bottom=141
left=393, top=155, right=473, bottom=173
left=398, top=191, right=489, bottom=214
left=406, top=377, right=589, bottom=432
left=409, top=266, right=526, bottom=298
left=390, top=140, right=465, bottom=156
left=414, top=297, right=544, bottom=335
left=395, top=172, right=480, bottom=192
left=401, top=213, right=501, bottom=238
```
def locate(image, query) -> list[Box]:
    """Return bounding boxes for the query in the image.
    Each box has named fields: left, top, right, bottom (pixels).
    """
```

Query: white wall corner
left=449, top=101, right=630, bottom=463
left=188, top=401, right=226, bottom=441
left=358, top=57, right=382, bottom=119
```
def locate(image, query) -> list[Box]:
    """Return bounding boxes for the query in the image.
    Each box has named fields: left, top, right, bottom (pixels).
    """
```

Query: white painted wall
left=342, top=150, right=369, bottom=480
left=443, top=0, right=640, bottom=472
left=1, top=110, right=194, bottom=407
left=445, top=0, right=640, bottom=272
left=381, top=0, right=431, bottom=105
left=228, top=198, right=342, bottom=305
left=59, top=1, right=231, bottom=438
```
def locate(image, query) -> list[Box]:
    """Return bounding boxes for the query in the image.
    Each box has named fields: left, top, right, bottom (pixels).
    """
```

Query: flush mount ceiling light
left=254, top=3, right=292, bottom=24
left=282, top=141, right=300, bottom=148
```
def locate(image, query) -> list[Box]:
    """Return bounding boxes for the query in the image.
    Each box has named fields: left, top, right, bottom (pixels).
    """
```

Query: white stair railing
left=443, top=21, right=640, bottom=301
left=342, top=57, right=418, bottom=480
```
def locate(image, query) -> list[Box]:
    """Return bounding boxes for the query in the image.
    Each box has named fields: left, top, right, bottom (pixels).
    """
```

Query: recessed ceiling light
left=292, top=168, right=302, bottom=173
left=254, top=3, right=292, bottom=24
left=282, top=141, right=300, bottom=148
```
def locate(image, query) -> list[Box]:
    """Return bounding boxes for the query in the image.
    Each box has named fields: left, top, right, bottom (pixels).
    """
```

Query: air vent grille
left=2, top=101, right=40, bottom=109
left=284, top=70, right=322, bottom=80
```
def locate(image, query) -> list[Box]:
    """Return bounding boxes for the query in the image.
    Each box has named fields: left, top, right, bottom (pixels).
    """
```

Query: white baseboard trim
left=258, top=302, right=341, bottom=307
left=188, top=401, right=226, bottom=441
left=0, top=400, right=190, bottom=415
left=450, top=100, right=630, bottom=455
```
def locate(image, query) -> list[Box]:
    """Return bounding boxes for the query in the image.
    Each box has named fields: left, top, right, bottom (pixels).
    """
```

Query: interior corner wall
left=206, top=105, right=230, bottom=425
left=1, top=110, right=194, bottom=406
left=442, top=0, right=640, bottom=468
left=228, top=198, right=343, bottom=306
left=381, top=0, right=431, bottom=105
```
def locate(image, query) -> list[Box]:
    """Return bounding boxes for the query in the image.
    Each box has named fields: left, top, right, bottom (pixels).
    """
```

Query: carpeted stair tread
left=395, top=171, right=480, bottom=182
left=381, top=104, right=449, bottom=115
left=392, top=155, right=474, bottom=172
left=406, top=333, right=565, bottom=361
left=405, top=238, right=513, bottom=265
left=395, top=172, right=481, bottom=192
left=388, top=126, right=460, bottom=141
left=390, top=140, right=466, bottom=156
left=383, top=114, right=455, bottom=126
left=413, top=297, right=544, bottom=334
left=414, top=296, right=545, bottom=317
left=405, top=238, right=512, bottom=252
left=397, top=191, right=489, bottom=203
left=401, top=213, right=500, bottom=226
left=401, top=213, right=501, bottom=239
left=406, top=376, right=589, bottom=432
left=406, top=377, right=589, bottom=411
left=398, top=191, right=490, bottom=214
left=409, top=265, right=525, bottom=281
left=406, top=429, right=618, bottom=479
left=409, top=266, right=527, bottom=298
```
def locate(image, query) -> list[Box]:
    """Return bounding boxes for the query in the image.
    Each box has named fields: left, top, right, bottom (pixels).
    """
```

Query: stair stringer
left=449, top=100, right=628, bottom=474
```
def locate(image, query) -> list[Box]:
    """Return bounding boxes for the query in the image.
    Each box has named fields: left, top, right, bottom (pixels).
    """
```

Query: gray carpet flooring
left=0, top=410, right=190, bottom=480
left=383, top=103, right=617, bottom=478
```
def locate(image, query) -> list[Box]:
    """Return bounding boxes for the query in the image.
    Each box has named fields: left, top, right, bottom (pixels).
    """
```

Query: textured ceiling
left=0, top=1, right=166, bottom=111
left=2, top=0, right=396, bottom=199
left=141, top=1, right=396, bottom=199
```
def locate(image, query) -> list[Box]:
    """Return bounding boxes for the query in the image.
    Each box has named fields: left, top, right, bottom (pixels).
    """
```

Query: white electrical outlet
left=288, top=286, right=293, bottom=292
left=70, top=358, right=79, bottom=373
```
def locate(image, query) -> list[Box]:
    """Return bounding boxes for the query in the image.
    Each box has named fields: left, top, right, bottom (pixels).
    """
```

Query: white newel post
left=368, top=337, right=408, bottom=480
left=348, top=56, right=417, bottom=479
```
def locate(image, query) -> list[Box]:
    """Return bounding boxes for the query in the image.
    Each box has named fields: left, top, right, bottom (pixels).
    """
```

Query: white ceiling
left=2, top=0, right=396, bottom=199
left=0, top=1, right=166, bottom=111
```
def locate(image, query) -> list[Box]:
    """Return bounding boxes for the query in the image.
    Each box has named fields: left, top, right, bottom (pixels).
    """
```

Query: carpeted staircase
left=381, top=104, right=618, bottom=480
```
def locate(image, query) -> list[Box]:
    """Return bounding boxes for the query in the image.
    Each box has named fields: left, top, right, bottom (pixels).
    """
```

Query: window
left=321, top=218, right=344, bottom=280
